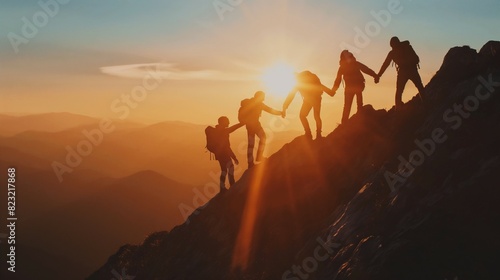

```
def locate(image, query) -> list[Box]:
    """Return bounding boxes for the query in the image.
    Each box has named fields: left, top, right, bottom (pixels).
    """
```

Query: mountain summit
left=88, top=41, right=500, bottom=280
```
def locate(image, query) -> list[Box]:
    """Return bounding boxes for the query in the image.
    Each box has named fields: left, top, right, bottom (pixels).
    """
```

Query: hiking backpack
left=393, top=41, right=420, bottom=66
left=205, top=126, right=223, bottom=158
left=238, top=98, right=260, bottom=124
left=298, top=71, right=323, bottom=98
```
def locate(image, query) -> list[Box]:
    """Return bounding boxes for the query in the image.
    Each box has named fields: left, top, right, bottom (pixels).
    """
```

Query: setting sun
left=261, top=62, right=297, bottom=97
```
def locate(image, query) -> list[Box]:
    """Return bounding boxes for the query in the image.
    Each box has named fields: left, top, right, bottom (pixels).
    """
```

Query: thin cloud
left=100, top=63, right=254, bottom=81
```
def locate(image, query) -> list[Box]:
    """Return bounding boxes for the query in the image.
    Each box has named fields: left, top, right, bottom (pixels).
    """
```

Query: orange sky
left=1, top=0, right=498, bottom=132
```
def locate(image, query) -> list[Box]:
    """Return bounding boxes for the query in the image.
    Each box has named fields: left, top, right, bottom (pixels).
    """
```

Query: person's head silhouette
left=254, top=91, right=265, bottom=102
left=296, top=70, right=321, bottom=86
left=390, top=36, right=400, bottom=49
left=296, top=71, right=310, bottom=83
left=340, top=50, right=356, bottom=65
left=218, top=116, right=230, bottom=128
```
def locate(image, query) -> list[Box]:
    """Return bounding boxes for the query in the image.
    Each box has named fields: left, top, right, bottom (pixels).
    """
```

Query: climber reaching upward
left=205, top=117, right=244, bottom=193
left=332, top=50, right=379, bottom=124
left=378, top=36, right=426, bottom=108
left=283, top=71, right=334, bottom=139
left=238, top=91, right=283, bottom=168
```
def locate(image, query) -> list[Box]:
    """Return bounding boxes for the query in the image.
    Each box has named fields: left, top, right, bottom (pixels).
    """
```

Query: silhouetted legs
left=396, top=67, right=425, bottom=108
left=247, top=124, right=266, bottom=167
left=300, top=98, right=322, bottom=138
left=342, top=85, right=364, bottom=124
left=299, top=102, right=312, bottom=137
left=218, top=158, right=235, bottom=191
left=313, top=101, right=322, bottom=138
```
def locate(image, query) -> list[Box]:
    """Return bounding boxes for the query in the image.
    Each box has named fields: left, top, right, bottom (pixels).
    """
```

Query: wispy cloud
left=100, top=63, right=254, bottom=81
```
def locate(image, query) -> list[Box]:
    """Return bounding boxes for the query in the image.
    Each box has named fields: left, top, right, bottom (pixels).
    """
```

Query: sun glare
left=261, top=62, right=297, bottom=97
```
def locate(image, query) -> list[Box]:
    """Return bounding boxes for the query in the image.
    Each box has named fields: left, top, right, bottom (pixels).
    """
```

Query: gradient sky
left=1, top=0, right=499, bottom=131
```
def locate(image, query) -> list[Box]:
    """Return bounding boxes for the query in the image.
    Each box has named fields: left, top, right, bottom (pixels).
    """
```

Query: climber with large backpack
left=205, top=116, right=244, bottom=192
left=238, top=91, right=283, bottom=168
left=377, top=36, right=426, bottom=108
left=332, top=50, right=379, bottom=124
left=282, top=71, right=334, bottom=139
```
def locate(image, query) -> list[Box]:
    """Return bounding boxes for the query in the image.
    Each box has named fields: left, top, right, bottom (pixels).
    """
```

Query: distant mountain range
left=0, top=112, right=300, bottom=185
left=0, top=112, right=299, bottom=279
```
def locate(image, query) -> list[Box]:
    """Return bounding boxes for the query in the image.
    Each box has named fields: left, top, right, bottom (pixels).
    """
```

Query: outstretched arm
left=332, top=68, right=343, bottom=93
left=321, top=84, right=335, bottom=97
left=378, top=51, right=393, bottom=77
left=359, top=62, right=379, bottom=83
left=227, top=122, right=245, bottom=134
left=283, top=89, right=297, bottom=110
left=263, top=104, right=282, bottom=116
left=359, top=62, right=377, bottom=78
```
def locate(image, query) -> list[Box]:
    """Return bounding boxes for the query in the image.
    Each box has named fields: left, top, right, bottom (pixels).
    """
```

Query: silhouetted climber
left=239, top=91, right=283, bottom=168
left=205, top=116, right=244, bottom=192
left=283, top=71, right=333, bottom=139
left=378, top=36, right=425, bottom=108
left=332, top=50, right=379, bottom=124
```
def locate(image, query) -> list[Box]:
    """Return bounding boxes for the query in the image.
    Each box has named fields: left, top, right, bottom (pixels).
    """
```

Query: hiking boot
left=304, top=131, right=313, bottom=139
left=316, top=131, right=322, bottom=139
left=220, top=187, right=227, bottom=193
left=248, top=162, right=255, bottom=169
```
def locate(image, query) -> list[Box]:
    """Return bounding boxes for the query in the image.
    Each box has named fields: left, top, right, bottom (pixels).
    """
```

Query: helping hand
left=374, top=76, right=380, bottom=84
left=281, top=111, right=286, bottom=118
left=234, top=158, right=239, bottom=165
